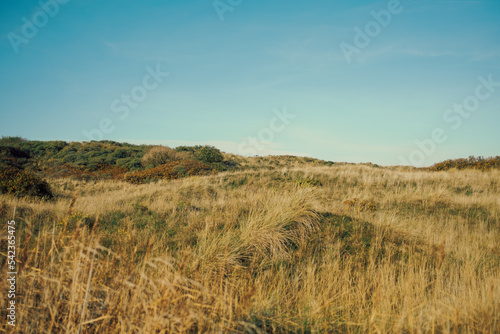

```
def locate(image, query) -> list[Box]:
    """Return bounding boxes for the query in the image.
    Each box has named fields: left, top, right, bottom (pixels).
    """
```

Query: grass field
left=1, top=161, right=499, bottom=333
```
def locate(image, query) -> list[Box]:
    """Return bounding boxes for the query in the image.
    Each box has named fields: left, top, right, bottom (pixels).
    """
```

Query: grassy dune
left=1, top=163, right=499, bottom=333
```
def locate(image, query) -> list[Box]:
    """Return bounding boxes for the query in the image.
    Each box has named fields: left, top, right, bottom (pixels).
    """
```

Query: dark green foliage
left=175, top=145, right=238, bottom=171
left=0, top=145, right=29, bottom=159
left=0, top=165, right=53, bottom=200
left=124, top=158, right=142, bottom=170
left=112, top=148, right=130, bottom=159
left=0, top=145, right=30, bottom=169
left=48, top=141, right=144, bottom=169
left=0, top=138, right=237, bottom=179
left=0, top=136, right=28, bottom=145
left=0, top=138, right=67, bottom=161
left=208, top=160, right=239, bottom=172
left=194, top=145, right=224, bottom=164
left=175, top=146, right=196, bottom=153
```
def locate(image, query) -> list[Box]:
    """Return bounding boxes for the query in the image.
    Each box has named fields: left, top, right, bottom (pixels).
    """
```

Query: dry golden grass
left=1, top=163, right=499, bottom=333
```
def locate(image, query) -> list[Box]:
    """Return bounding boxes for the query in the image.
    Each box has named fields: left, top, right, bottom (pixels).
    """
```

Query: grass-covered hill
left=1, top=137, right=499, bottom=332
left=1, top=136, right=499, bottom=202
left=0, top=137, right=334, bottom=175
left=1, top=156, right=499, bottom=333
left=0, top=137, right=336, bottom=199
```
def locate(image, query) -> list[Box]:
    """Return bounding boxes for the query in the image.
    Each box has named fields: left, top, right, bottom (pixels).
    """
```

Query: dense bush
left=117, top=157, right=142, bottom=170
left=195, top=145, right=224, bottom=164
left=124, top=160, right=212, bottom=184
left=0, top=145, right=30, bottom=168
left=0, top=136, right=27, bottom=145
left=208, top=160, right=239, bottom=172
left=175, top=146, right=196, bottom=153
left=0, top=138, right=236, bottom=177
left=45, top=141, right=147, bottom=171
left=0, top=138, right=67, bottom=160
left=0, top=165, right=53, bottom=199
left=144, top=145, right=234, bottom=171
left=429, top=156, right=500, bottom=171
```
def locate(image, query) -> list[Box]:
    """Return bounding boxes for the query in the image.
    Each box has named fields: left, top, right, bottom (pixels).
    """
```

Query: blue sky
left=1, top=0, right=499, bottom=166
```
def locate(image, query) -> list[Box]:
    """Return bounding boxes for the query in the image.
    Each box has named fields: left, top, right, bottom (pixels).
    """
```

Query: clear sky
left=1, top=0, right=499, bottom=166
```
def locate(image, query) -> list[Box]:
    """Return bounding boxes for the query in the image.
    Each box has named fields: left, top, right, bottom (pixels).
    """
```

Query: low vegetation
left=0, top=164, right=53, bottom=200
left=428, top=155, right=500, bottom=171
left=141, top=146, right=192, bottom=168
left=124, top=160, right=213, bottom=184
left=0, top=138, right=499, bottom=333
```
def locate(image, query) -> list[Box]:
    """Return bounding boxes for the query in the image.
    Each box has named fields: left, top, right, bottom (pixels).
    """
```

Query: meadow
left=1, top=153, right=499, bottom=333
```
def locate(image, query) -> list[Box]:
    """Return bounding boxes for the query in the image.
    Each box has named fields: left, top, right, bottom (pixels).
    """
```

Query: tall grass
left=1, top=164, right=499, bottom=333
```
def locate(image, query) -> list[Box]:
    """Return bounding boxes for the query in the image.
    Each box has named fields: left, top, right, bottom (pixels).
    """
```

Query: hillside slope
left=1, top=161, right=499, bottom=333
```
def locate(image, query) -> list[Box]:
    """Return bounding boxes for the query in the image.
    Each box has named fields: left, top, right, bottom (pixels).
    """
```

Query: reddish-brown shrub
left=124, top=160, right=212, bottom=184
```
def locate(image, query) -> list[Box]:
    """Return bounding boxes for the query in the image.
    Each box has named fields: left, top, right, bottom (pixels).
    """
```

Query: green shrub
left=175, top=146, right=196, bottom=153
left=208, top=160, right=239, bottom=172
left=125, top=158, right=142, bottom=171
left=0, top=145, right=30, bottom=169
left=0, top=165, right=53, bottom=199
left=112, top=148, right=130, bottom=159
left=0, top=136, right=27, bottom=145
left=194, top=145, right=223, bottom=164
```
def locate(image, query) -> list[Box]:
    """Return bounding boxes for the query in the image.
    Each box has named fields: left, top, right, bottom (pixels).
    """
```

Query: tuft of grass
left=195, top=187, right=319, bottom=277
